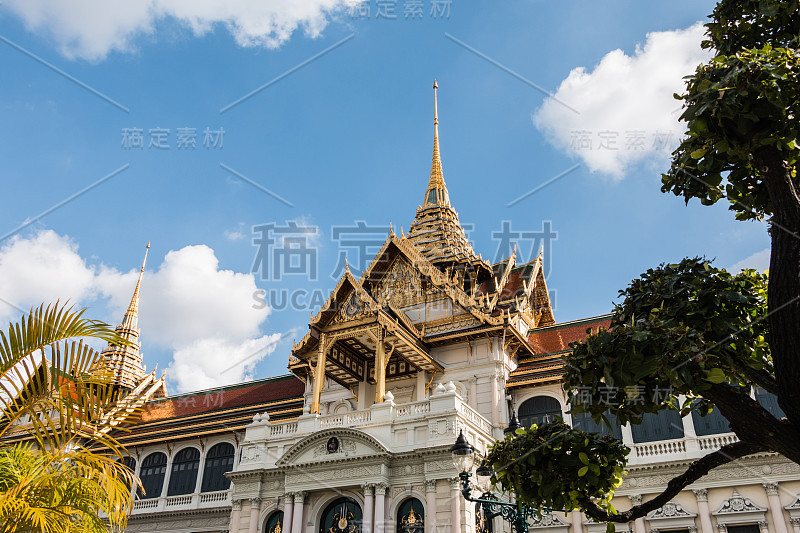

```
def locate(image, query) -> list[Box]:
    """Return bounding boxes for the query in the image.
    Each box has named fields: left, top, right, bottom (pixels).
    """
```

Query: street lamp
left=450, top=430, right=543, bottom=533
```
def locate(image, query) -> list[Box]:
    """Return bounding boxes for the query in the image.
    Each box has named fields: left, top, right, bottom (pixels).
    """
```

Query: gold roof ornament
left=99, top=241, right=150, bottom=393
left=406, top=81, right=491, bottom=278
left=423, top=79, right=449, bottom=209
left=120, top=241, right=149, bottom=331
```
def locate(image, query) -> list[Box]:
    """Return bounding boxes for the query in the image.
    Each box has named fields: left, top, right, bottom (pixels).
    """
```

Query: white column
left=571, top=510, right=584, bottom=533
left=230, top=499, right=243, bottom=533
left=468, top=378, right=479, bottom=411
left=759, top=521, right=770, bottom=533
left=629, top=495, right=646, bottom=533
left=490, top=369, right=500, bottom=431
left=162, top=454, right=175, bottom=498
left=385, top=486, right=392, bottom=523
left=375, top=484, right=387, bottom=533
left=620, top=423, right=634, bottom=448
left=363, top=484, right=375, bottom=533
left=425, top=480, right=438, bottom=533
left=292, top=492, right=306, bottom=533
left=283, top=493, right=295, bottom=533
left=248, top=498, right=263, bottom=533
left=765, top=483, right=790, bottom=533
left=194, top=449, right=208, bottom=496
left=694, top=489, right=715, bottom=533
left=450, top=478, right=462, bottom=533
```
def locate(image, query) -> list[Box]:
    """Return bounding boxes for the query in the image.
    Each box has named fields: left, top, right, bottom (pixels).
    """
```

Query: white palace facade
left=108, top=84, right=800, bottom=533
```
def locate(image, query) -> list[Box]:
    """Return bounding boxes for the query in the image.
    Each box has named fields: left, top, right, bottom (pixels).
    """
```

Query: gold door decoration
left=397, top=498, right=424, bottom=533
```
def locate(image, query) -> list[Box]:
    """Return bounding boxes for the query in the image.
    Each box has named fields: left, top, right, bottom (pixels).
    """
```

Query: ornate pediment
left=530, top=513, right=569, bottom=528
left=714, top=490, right=767, bottom=515
left=374, top=257, right=422, bottom=304
left=648, top=502, right=695, bottom=519
left=331, top=290, right=374, bottom=325
left=276, top=428, right=390, bottom=466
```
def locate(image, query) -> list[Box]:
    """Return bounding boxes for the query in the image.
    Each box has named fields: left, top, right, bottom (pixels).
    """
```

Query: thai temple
left=103, top=83, right=800, bottom=533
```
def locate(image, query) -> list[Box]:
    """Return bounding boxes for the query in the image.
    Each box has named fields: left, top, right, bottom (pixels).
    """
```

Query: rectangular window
left=727, top=525, right=761, bottom=533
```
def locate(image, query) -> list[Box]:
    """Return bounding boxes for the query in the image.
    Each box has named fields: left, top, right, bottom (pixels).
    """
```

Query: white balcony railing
left=166, top=495, right=192, bottom=507
left=698, top=432, right=739, bottom=450
left=395, top=400, right=430, bottom=418
left=199, top=490, right=230, bottom=504
left=626, top=432, right=741, bottom=465
left=320, top=409, right=372, bottom=428
left=133, top=498, right=159, bottom=510
left=240, top=390, right=498, bottom=470
left=131, top=490, right=232, bottom=514
left=633, top=439, right=686, bottom=458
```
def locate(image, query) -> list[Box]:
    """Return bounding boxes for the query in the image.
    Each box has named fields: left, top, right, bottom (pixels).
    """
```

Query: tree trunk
left=757, top=148, right=800, bottom=428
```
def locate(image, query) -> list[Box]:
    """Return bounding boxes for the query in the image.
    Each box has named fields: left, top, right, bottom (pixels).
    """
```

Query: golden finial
left=345, top=257, right=350, bottom=273
left=120, top=241, right=150, bottom=331
left=389, top=222, right=394, bottom=236
left=422, top=79, right=449, bottom=209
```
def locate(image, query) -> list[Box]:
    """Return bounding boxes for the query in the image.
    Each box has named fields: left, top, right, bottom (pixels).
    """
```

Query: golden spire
left=100, top=241, right=150, bottom=392
left=422, top=79, right=450, bottom=209
left=121, top=242, right=149, bottom=331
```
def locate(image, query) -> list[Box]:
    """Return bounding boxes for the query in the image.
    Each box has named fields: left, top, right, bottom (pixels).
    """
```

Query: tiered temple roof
left=289, top=82, right=560, bottom=412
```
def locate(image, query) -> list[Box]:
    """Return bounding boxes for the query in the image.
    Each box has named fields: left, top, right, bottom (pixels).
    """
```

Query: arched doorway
left=397, top=498, right=424, bottom=533
left=518, top=396, right=562, bottom=429
left=320, top=497, right=362, bottom=533
left=265, top=511, right=284, bottom=533
left=475, top=502, right=493, bottom=533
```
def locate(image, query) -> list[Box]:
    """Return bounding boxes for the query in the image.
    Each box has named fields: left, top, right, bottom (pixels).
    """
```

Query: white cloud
left=730, top=248, right=771, bottom=273
left=224, top=229, right=245, bottom=241
left=166, top=334, right=282, bottom=393
left=533, top=23, right=712, bottom=179
left=0, top=231, right=96, bottom=323
left=0, top=230, right=278, bottom=393
left=3, top=0, right=360, bottom=60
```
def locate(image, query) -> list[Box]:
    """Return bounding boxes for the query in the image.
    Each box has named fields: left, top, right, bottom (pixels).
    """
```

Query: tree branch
left=705, top=383, right=800, bottom=463
left=579, top=441, right=766, bottom=523
left=729, top=358, right=778, bottom=395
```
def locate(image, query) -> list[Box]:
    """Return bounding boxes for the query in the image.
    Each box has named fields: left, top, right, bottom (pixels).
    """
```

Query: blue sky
left=0, top=0, right=770, bottom=393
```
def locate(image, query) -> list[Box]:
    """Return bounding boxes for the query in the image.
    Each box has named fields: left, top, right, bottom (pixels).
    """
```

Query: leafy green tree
left=0, top=303, right=143, bottom=533
left=489, top=0, right=800, bottom=524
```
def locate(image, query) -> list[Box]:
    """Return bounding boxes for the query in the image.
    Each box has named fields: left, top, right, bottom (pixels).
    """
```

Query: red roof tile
left=140, top=375, right=304, bottom=422
left=527, top=316, right=612, bottom=354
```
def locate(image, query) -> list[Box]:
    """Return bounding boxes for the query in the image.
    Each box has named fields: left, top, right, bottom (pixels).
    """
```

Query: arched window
left=571, top=410, right=622, bottom=440
left=518, top=396, right=562, bottom=429
left=167, top=447, right=200, bottom=496
left=397, top=498, right=424, bottom=533
left=120, top=456, right=136, bottom=491
left=631, top=410, right=684, bottom=443
left=138, top=452, right=167, bottom=499
left=755, top=387, right=786, bottom=419
left=691, top=407, right=731, bottom=436
left=320, top=497, right=362, bottom=533
left=476, top=503, right=493, bottom=533
left=201, top=442, right=235, bottom=492
left=265, top=511, right=284, bottom=533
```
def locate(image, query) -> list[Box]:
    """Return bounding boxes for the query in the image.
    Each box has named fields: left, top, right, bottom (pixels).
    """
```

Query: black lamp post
left=450, top=430, right=543, bottom=533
